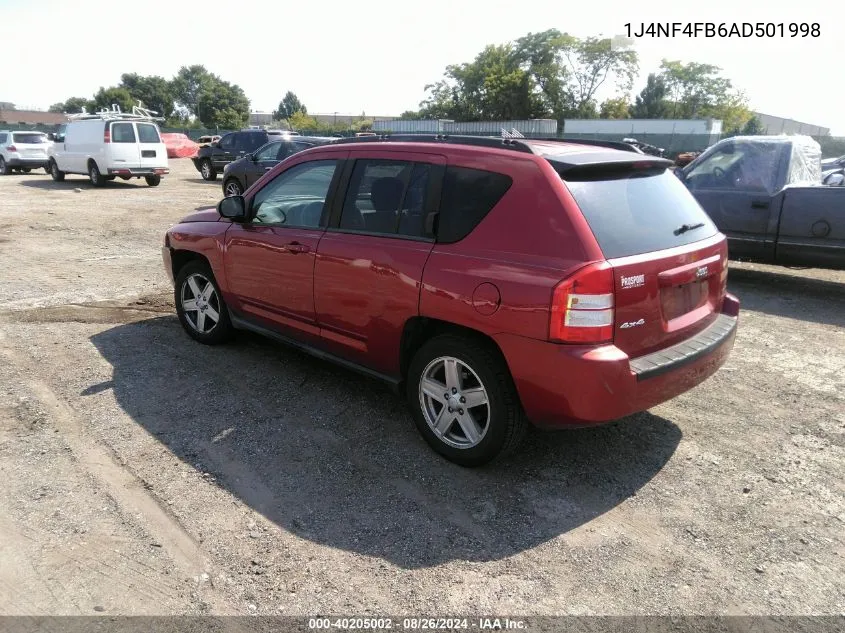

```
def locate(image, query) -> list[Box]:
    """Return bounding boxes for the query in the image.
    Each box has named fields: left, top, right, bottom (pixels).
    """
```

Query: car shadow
left=18, top=178, right=148, bottom=190
left=88, top=317, right=681, bottom=570
left=728, top=267, right=845, bottom=327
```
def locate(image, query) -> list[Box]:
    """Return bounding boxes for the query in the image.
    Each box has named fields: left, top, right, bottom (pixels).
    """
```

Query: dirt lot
left=0, top=159, right=842, bottom=617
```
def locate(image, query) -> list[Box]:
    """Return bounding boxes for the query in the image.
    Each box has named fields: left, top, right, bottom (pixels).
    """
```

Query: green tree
left=171, top=65, right=216, bottom=118
left=600, top=97, right=632, bottom=119
left=48, top=97, right=92, bottom=113
left=741, top=115, right=764, bottom=135
left=417, top=30, right=639, bottom=125
left=273, top=91, right=306, bottom=121
left=196, top=80, right=250, bottom=128
left=119, top=73, right=174, bottom=118
left=399, top=110, right=422, bottom=120
left=630, top=73, right=670, bottom=118
left=287, top=111, right=318, bottom=130
left=91, top=87, right=135, bottom=114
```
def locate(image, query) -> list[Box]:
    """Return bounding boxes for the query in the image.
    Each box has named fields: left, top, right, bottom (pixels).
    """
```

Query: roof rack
left=66, top=102, right=165, bottom=122
left=330, top=133, right=535, bottom=154
left=328, top=133, right=651, bottom=156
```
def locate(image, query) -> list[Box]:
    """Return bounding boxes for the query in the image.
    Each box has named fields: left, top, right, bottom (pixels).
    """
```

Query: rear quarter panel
left=776, top=186, right=845, bottom=268
left=420, top=152, right=600, bottom=341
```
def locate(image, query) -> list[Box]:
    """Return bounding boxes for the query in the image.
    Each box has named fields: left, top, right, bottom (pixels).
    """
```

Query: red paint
left=164, top=139, right=740, bottom=428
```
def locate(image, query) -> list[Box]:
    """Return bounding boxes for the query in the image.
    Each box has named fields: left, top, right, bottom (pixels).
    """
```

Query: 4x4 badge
left=620, top=318, right=646, bottom=329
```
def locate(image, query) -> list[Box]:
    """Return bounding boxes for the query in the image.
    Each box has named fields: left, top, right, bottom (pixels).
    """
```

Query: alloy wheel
left=180, top=273, right=221, bottom=334
left=419, top=356, right=491, bottom=449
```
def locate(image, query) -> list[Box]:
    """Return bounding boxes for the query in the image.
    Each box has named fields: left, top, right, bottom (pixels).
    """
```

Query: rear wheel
left=49, top=160, right=65, bottom=182
left=223, top=178, right=242, bottom=196
left=0, top=157, right=9, bottom=175
left=174, top=261, right=233, bottom=345
left=145, top=174, right=161, bottom=187
left=88, top=161, right=104, bottom=187
left=406, top=334, right=527, bottom=467
left=200, top=159, right=217, bottom=181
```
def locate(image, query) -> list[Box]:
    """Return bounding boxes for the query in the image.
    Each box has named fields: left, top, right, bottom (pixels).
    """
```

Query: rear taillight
left=6, top=145, right=16, bottom=152
left=549, top=261, right=615, bottom=344
left=103, top=129, right=111, bottom=143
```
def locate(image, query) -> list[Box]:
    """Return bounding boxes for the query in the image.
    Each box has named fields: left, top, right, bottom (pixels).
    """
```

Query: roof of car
left=313, top=135, right=673, bottom=172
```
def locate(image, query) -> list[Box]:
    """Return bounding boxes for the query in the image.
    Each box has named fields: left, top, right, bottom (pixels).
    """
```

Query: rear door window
left=137, top=124, right=160, bottom=144
left=560, top=166, right=718, bottom=259
left=111, top=122, right=136, bottom=143
left=437, top=166, right=512, bottom=243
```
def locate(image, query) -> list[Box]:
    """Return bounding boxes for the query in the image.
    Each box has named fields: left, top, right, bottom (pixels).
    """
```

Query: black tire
left=199, top=159, right=217, bottom=181
left=406, top=334, right=527, bottom=467
left=223, top=178, right=242, bottom=197
left=44, top=166, right=51, bottom=174
left=0, top=157, right=9, bottom=175
left=174, top=260, right=233, bottom=345
left=88, top=161, right=104, bottom=187
left=145, top=175, right=161, bottom=187
left=49, top=160, right=65, bottom=182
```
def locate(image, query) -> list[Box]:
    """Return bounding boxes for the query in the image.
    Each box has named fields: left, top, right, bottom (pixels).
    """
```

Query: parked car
left=222, top=136, right=338, bottom=196
left=192, top=129, right=287, bottom=181
left=162, top=135, right=740, bottom=466
left=197, top=135, right=221, bottom=147
left=0, top=130, right=51, bottom=175
left=678, top=135, right=845, bottom=269
left=48, top=108, right=169, bottom=187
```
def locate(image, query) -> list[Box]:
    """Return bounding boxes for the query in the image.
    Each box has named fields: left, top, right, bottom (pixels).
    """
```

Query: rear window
left=12, top=132, right=47, bottom=144
left=437, top=166, right=512, bottom=243
left=111, top=122, right=136, bottom=143
left=137, top=124, right=160, bottom=143
left=560, top=166, right=718, bottom=259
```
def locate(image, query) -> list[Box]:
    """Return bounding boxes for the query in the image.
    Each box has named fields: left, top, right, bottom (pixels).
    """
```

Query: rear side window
left=137, top=124, right=160, bottom=143
left=561, top=167, right=718, bottom=259
left=0, top=133, right=7, bottom=143
left=111, top=122, right=136, bottom=143
left=437, top=166, right=512, bottom=243
left=239, top=133, right=266, bottom=152
left=12, top=132, right=47, bottom=144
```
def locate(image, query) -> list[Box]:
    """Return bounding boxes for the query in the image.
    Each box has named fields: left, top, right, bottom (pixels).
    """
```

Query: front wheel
left=223, top=178, right=242, bottom=197
left=174, top=261, right=233, bottom=345
left=88, top=161, right=104, bottom=187
left=406, top=334, right=527, bottom=467
left=145, top=174, right=161, bottom=187
left=200, top=159, right=217, bottom=181
left=49, top=160, right=65, bottom=182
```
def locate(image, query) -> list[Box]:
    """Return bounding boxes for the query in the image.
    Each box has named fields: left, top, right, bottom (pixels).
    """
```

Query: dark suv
left=163, top=135, right=740, bottom=466
left=192, top=129, right=287, bottom=181
left=221, top=136, right=338, bottom=197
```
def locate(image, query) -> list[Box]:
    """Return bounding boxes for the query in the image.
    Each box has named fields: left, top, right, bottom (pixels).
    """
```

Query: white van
left=49, top=107, right=169, bottom=187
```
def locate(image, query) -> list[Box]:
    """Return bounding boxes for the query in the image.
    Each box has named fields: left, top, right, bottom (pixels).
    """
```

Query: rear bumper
left=6, top=157, right=49, bottom=168
left=107, top=167, right=169, bottom=176
left=495, top=293, right=740, bottom=428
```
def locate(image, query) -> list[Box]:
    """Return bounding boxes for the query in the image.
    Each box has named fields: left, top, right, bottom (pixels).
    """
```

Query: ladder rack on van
left=66, top=103, right=165, bottom=122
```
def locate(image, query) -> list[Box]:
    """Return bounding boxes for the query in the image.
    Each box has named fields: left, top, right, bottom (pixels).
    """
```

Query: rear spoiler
left=550, top=153, right=675, bottom=178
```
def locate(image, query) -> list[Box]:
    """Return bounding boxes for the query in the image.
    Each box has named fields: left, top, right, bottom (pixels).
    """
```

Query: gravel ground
left=0, top=160, right=842, bottom=617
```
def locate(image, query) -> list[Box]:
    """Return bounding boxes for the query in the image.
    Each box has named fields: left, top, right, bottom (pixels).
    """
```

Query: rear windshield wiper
left=674, top=222, right=705, bottom=236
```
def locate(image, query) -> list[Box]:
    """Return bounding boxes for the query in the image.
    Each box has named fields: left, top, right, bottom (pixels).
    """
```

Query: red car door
left=224, top=156, right=344, bottom=340
left=314, top=150, right=446, bottom=377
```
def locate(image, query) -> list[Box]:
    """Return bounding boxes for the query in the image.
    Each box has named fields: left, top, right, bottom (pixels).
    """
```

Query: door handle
left=751, top=199, right=770, bottom=209
left=264, top=166, right=272, bottom=171
left=283, top=241, right=309, bottom=254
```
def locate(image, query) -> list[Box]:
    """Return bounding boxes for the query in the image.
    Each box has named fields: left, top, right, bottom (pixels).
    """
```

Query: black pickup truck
left=678, top=136, right=845, bottom=270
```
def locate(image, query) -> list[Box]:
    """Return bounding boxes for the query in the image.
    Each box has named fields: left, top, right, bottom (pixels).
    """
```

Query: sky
left=0, top=0, right=840, bottom=133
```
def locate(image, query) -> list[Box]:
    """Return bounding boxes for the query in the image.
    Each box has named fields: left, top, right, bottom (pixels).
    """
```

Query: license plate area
left=142, top=150, right=156, bottom=158
left=661, top=279, right=708, bottom=321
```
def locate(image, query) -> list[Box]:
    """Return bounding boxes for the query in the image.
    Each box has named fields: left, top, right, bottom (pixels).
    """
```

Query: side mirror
left=218, top=195, right=246, bottom=221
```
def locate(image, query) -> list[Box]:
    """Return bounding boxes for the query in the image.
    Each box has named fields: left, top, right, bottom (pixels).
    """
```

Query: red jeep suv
left=162, top=135, right=739, bottom=466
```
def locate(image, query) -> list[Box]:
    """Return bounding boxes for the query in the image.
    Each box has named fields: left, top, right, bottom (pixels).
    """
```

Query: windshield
left=12, top=132, right=48, bottom=144
left=559, top=166, right=719, bottom=259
